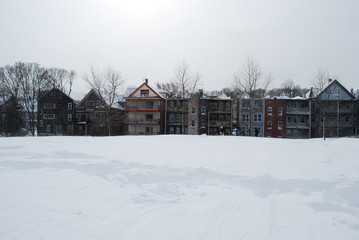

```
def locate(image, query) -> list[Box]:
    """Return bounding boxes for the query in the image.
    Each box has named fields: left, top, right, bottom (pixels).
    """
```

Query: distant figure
left=254, top=127, right=259, bottom=137
left=219, top=126, right=224, bottom=135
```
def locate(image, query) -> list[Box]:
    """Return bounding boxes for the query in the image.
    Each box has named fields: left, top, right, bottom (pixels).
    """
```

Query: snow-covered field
left=0, top=136, right=359, bottom=240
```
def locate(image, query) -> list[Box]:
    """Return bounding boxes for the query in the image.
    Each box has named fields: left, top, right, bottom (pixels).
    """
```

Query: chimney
left=145, top=78, right=148, bottom=84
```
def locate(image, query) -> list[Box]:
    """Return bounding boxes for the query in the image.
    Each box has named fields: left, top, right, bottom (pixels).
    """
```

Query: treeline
left=1, top=59, right=354, bottom=136
left=0, top=62, right=75, bottom=136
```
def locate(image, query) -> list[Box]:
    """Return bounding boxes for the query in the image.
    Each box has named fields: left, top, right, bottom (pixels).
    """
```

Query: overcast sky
left=1, top=0, right=358, bottom=96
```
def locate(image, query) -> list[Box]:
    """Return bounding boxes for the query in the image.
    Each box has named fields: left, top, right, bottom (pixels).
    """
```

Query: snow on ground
left=0, top=136, right=359, bottom=240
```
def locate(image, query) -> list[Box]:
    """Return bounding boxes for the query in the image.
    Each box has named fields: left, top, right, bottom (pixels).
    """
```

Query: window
left=169, top=114, right=175, bottom=122
left=278, top=107, right=283, bottom=116
left=267, top=121, right=272, bottom=129
left=43, top=114, right=56, bottom=119
left=253, top=114, right=262, bottom=122
left=68, top=103, right=73, bottom=110
left=242, top=113, right=249, bottom=122
left=86, top=101, right=94, bottom=109
left=287, top=116, right=292, bottom=122
left=146, top=101, right=154, bottom=109
left=201, top=107, right=206, bottom=115
left=46, top=124, right=51, bottom=133
left=67, top=125, right=73, bottom=132
left=293, top=102, right=298, bottom=109
left=146, top=127, right=153, bottom=134
left=68, top=114, right=72, bottom=121
left=58, top=93, right=62, bottom=99
left=192, top=107, right=196, bottom=114
left=169, top=127, right=174, bottom=134
left=146, top=114, right=153, bottom=121
left=96, top=101, right=101, bottom=108
left=300, top=116, right=305, bottom=123
left=268, top=107, right=272, bottom=115
left=44, top=103, right=56, bottom=109
left=330, top=89, right=340, bottom=94
left=140, top=89, right=149, bottom=97
left=191, top=120, right=196, bottom=127
left=278, top=121, right=283, bottom=130
left=56, top=125, right=62, bottom=132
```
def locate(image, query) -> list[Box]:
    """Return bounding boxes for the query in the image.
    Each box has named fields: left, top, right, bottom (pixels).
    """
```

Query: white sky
left=1, top=0, right=358, bottom=96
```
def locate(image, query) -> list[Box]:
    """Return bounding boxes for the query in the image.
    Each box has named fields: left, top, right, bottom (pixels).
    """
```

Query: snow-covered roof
left=218, top=93, right=231, bottom=100
left=305, top=88, right=320, bottom=98
left=292, top=96, right=305, bottom=100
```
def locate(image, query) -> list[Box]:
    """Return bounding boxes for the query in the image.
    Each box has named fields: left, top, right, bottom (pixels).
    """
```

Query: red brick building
left=264, top=98, right=287, bottom=138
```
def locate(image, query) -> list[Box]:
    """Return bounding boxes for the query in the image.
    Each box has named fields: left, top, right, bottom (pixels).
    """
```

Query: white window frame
left=268, top=107, right=272, bottom=116
left=253, top=114, right=262, bottom=122
left=242, top=113, right=249, bottom=122
left=267, top=121, right=272, bottom=129
left=44, top=103, right=56, bottom=109
left=44, top=114, right=56, bottom=119
left=201, top=107, right=206, bottom=115
left=278, top=107, right=283, bottom=116
left=68, top=103, right=73, bottom=110
left=278, top=121, right=283, bottom=130
left=68, top=114, right=72, bottom=121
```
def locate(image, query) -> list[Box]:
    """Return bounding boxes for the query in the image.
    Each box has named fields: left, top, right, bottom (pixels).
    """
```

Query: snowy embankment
left=0, top=136, right=359, bottom=240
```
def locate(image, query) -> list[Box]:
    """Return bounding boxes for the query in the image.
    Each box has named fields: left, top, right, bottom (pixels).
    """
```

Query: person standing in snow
left=254, top=127, right=259, bottom=137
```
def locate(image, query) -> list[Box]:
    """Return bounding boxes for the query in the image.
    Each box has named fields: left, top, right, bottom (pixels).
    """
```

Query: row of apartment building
left=124, top=79, right=358, bottom=138
left=33, top=79, right=358, bottom=138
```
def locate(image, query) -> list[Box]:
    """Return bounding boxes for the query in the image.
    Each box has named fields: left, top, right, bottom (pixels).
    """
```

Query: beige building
left=125, top=80, right=165, bottom=135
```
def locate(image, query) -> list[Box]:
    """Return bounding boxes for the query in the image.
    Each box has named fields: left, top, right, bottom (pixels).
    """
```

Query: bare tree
left=155, top=82, right=178, bottom=98
left=173, top=61, right=200, bottom=99
left=234, top=58, right=271, bottom=98
left=313, top=69, right=338, bottom=91
left=234, top=57, right=272, bottom=136
left=44, top=68, right=76, bottom=96
left=281, top=79, right=302, bottom=97
left=172, top=61, right=200, bottom=133
left=312, top=69, right=338, bottom=140
left=9, top=62, right=49, bottom=136
left=83, top=65, right=125, bottom=136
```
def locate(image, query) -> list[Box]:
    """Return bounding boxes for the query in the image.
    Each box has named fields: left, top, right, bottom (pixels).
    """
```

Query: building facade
left=125, top=80, right=165, bottom=135
left=310, top=80, right=357, bottom=138
left=75, top=89, right=124, bottom=136
left=264, top=98, right=287, bottom=138
left=37, top=88, right=75, bottom=136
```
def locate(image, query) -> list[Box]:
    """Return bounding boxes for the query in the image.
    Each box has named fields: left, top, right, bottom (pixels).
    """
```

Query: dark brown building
left=75, top=89, right=125, bottom=136
left=37, top=88, right=75, bottom=136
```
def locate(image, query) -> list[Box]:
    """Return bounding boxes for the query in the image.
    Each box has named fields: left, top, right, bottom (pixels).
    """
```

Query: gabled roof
left=125, top=81, right=164, bottom=99
left=39, top=88, right=74, bottom=101
left=315, top=80, right=355, bottom=100
left=76, top=88, right=107, bottom=108
left=305, top=87, right=321, bottom=99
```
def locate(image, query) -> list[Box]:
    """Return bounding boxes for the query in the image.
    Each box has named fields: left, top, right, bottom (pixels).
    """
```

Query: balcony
left=167, top=106, right=189, bottom=112
left=286, top=122, right=310, bottom=129
left=126, top=119, right=160, bottom=124
left=126, top=106, right=161, bottom=111
left=207, top=107, right=232, bottom=113
left=286, top=108, right=310, bottom=115
left=209, top=120, right=232, bottom=127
